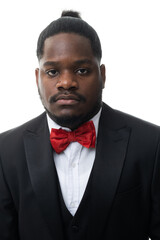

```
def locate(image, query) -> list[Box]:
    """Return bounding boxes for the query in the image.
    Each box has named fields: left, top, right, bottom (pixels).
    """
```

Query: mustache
left=49, top=91, right=86, bottom=103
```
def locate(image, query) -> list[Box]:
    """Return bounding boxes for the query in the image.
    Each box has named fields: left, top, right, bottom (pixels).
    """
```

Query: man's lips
left=55, top=95, right=80, bottom=105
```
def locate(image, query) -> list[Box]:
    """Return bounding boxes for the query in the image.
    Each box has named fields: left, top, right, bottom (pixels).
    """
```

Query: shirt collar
left=47, top=108, right=102, bottom=138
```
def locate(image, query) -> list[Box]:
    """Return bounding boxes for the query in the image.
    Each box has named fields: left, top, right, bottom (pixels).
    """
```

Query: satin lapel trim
left=23, top=125, right=64, bottom=240
left=87, top=125, right=131, bottom=239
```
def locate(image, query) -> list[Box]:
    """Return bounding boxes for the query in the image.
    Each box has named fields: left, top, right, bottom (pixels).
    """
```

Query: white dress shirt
left=47, top=110, right=101, bottom=216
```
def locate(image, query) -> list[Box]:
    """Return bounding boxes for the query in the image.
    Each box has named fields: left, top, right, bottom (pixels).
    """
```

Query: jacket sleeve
left=0, top=157, right=19, bottom=240
left=149, top=141, right=160, bottom=239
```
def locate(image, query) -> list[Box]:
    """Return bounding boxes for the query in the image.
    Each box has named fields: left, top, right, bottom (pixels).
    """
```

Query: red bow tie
left=50, top=121, right=96, bottom=154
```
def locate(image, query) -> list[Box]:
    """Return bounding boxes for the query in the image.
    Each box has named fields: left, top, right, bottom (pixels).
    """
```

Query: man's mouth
left=55, top=95, right=80, bottom=105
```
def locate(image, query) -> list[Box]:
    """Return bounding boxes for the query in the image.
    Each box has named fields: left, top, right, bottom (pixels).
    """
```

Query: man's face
left=36, top=33, right=105, bottom=129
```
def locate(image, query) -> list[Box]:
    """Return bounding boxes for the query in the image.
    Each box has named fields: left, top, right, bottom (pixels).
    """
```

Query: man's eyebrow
left=74, top=59, right=93, bottom=65
left=42, top=61, right=59, bottom=67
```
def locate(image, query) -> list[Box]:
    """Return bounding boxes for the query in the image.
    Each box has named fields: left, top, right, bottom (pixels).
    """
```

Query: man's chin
left=46, top=109, right=84, bottom=129
left=45, top=98, right=102, bottom=129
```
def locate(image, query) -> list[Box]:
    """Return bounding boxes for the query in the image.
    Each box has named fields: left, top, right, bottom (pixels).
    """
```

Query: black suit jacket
left=0, top=103, right=160, bottom=240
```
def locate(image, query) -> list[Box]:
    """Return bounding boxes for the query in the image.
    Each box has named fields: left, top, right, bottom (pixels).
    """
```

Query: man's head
left=36, top=10, right=102, bottom=62
left=36, top=11, right=106, bottom=130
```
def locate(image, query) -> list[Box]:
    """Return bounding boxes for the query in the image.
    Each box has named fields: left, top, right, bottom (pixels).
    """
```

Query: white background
left=0, top=0, right=160, bottom=132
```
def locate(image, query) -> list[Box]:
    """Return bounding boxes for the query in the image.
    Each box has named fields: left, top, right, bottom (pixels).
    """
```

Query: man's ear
left=100, top=64, right=106, bottom=89
left=35, top=68, right=39, bottom=87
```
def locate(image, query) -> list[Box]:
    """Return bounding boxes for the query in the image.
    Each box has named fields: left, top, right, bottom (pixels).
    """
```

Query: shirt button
left=72, top=225, right=79, bottom=232
left=70, top=201, right=77, bottom=208
left=71, top=162, right=76, bottom=168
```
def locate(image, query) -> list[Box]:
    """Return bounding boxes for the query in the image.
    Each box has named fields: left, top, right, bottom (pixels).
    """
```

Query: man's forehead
left=40, top=34, right=96, bottom=65
left=43, top=33, right=91, bottom=53
left=40, top=58, right=97, bottom=68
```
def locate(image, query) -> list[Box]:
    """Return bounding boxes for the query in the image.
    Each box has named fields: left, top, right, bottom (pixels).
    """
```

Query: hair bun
left=61, top=10, right=81, bottom=19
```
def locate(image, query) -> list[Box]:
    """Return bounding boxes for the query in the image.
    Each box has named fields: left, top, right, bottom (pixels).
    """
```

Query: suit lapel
left=23, top=114, right=64, bottom=240
left=87, top=105, right=131, bottom=239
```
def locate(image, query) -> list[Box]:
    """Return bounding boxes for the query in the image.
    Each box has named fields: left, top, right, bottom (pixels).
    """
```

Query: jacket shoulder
left=102, top=103, right=160, bottom=134
left=0, top=112, right=47, bottom=146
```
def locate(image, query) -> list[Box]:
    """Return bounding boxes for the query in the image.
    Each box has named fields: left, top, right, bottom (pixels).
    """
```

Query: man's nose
left=56, top=72, right=78, bottom=90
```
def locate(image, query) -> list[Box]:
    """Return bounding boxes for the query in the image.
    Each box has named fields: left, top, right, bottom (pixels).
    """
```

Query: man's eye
left=46, top=69, right=58, bottom=77
left=76, top=68, right=89, bottom=75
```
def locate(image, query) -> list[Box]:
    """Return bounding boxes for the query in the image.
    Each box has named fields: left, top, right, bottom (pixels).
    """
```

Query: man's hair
left=36, top=10, right=102, bottom=61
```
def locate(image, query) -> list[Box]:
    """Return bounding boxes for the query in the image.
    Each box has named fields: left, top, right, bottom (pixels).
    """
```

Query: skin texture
left=35, top=33, right=106, bottom=130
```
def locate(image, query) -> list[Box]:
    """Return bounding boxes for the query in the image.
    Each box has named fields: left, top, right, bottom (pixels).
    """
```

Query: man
left=0, top=10, right=160, bottom=240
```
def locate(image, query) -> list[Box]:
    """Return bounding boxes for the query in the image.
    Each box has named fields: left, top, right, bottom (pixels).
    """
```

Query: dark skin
left=35, top=33, right=106, bottom=130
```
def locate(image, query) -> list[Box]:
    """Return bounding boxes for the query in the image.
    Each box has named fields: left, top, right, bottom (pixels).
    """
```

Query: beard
left=38, top=87, right=103, bottom=130
left=46, top=100, right=102, bottom=130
